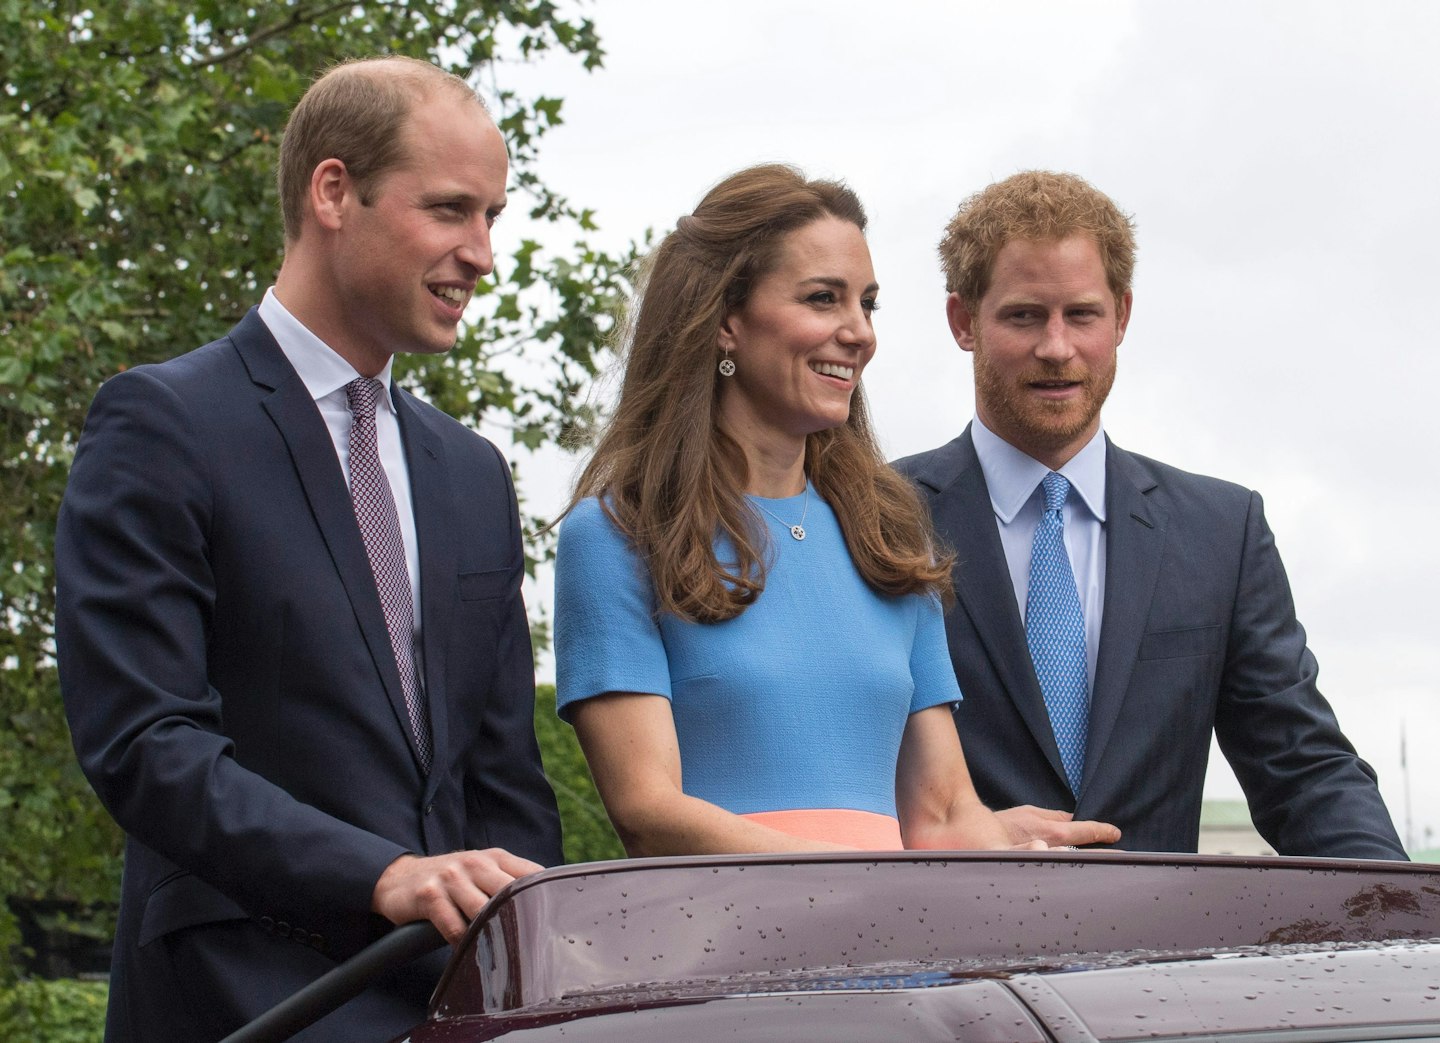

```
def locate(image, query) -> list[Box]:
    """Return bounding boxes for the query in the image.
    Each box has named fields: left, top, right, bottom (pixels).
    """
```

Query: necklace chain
left=753, top=484, right=809, bottom=542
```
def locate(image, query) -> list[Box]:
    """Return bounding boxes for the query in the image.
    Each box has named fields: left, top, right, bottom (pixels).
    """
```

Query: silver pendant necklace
left=753, top=483, right=810, bottom=541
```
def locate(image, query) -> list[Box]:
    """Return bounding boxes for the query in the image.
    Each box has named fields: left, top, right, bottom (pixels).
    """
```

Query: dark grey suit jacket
left=894, top=426, right=1404, bottom=859
left=56, top=310, right=563, bottom=1041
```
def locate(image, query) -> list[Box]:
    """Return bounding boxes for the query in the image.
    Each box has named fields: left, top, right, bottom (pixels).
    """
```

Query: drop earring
left=718, top=347, right=736, bottom=377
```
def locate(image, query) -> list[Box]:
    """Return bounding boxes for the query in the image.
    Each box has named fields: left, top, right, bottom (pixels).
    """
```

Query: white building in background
left=1197, top=799, right=1274, bottom=856
left=1197, top=799, right=1438, bottom=860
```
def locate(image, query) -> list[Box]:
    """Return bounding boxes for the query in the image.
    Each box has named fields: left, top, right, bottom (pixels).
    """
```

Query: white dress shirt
left=971, top=417, right=1106, bottom=691
left=258, top=288, right=423, bottom=627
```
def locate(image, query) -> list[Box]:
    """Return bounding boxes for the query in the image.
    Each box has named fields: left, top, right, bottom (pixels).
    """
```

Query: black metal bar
left=218, top=921, right=446, bottom=1043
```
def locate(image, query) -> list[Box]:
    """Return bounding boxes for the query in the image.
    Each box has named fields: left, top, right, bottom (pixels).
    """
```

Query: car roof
left=412, top=852, right=1440, bottom=1042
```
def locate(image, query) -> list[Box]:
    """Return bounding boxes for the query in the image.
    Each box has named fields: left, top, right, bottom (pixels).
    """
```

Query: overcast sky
left=487, top=0, right=1440, bottom=847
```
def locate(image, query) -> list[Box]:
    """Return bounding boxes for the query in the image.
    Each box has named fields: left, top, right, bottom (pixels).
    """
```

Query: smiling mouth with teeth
left=432, top=285, right=469, bottom=304
left=810, top=361, right=855, bottom=381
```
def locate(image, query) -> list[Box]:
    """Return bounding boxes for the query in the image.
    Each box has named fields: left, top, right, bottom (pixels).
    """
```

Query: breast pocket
left=458, top=568, right=513, bottom=602
left=1138, top=624, right=1222, bottom=661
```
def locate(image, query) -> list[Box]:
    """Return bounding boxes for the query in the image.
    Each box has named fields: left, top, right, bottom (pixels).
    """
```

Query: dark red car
left=377, top=851, right=1440, bottom=1042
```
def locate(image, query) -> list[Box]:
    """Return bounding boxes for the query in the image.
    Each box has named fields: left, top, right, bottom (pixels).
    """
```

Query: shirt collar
left=972, top=416, right=1108, bottom=524
left=259, top=287, right=397, bottom=413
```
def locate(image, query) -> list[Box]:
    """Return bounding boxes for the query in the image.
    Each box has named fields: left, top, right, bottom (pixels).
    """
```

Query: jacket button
left=312, top=934, right=327, bottom=953
left=425, top=802, right=434, bottom=815
left=259, top=916, right=274, bottom=933
left=292, top=928, right=309, bottom=946
left=275, top=921, right=291, bottom=938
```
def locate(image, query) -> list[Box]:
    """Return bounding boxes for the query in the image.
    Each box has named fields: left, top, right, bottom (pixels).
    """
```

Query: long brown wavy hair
left=563, top=164, right=953, bottom=624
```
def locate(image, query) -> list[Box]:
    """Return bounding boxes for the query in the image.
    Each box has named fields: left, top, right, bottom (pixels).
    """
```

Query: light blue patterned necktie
left=1026, top=471, right=1089, bottom=794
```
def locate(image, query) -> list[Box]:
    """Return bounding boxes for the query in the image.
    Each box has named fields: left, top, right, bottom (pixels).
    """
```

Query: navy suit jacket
left=56, top=310, right=562, bottom=1041
left=894, top=426, right=1404, bottom=859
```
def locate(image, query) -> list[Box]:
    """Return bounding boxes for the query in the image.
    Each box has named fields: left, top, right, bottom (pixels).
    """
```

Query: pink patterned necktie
left=345, top=377, right=432, bottom=772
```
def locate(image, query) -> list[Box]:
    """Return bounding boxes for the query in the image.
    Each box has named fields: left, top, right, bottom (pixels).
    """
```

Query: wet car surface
left=390, top=852, right=1440, bottom=1042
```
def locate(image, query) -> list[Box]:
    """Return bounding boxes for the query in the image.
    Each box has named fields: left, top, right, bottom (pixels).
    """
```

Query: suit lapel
left=233, top=312, right=425, bottom=774
left=926, top=430, right=1071, bottom=786
left=396, top=391, right=452, bottom=788
left=1082, top=441, right=1167, bottom=794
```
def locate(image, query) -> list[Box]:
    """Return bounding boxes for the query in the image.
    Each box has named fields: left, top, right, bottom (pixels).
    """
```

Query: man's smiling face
left=949, top=234, right=1131, bottom=470
left=331, top=93, right=509, bottom=373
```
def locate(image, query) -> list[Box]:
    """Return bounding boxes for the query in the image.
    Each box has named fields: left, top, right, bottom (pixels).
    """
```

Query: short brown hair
left=938, top=170, right=1136, bottom=310
left=276, top=56, right=485, bottom=241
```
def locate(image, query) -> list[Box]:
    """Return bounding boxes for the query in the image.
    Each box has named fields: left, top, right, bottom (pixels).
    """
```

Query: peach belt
left=742, top=809, right=904, bottom=851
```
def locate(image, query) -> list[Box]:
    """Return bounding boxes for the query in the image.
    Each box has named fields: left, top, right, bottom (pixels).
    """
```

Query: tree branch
left=194, top=2, right=357, bottom=69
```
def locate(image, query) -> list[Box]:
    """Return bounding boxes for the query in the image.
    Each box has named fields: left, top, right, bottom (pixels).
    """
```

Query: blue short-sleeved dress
left=554, top=486, right=961, bottom=849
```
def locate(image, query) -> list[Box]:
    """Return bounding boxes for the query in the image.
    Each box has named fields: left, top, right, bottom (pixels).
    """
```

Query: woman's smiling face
left=717, top=216, right=878, bottom=449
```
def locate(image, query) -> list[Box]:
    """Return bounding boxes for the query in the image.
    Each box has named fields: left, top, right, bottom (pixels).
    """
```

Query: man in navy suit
left=55, top=57, right=562, bottom=1041
left=894, top=171, right=1403, bottom=859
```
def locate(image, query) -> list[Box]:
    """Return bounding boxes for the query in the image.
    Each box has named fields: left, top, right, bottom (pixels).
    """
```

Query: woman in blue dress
left=554, top=165, right=1088, bottom=854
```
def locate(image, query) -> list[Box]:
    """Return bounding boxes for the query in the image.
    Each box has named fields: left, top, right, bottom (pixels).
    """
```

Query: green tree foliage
left=1, top=0, right=631, bottom=975
left=533, top=684, right=624, bottom=864
left=0, top=978, right=106, bottom=1042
